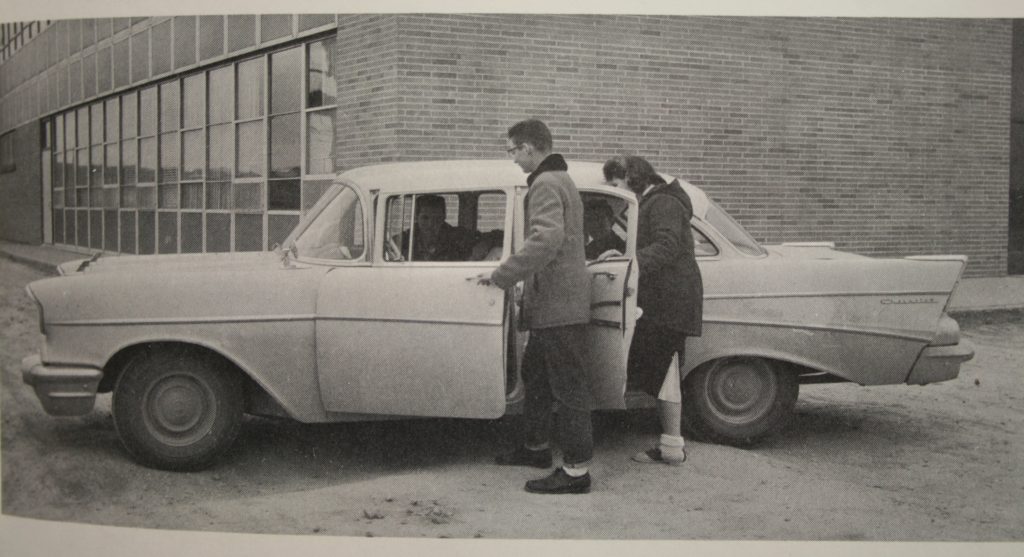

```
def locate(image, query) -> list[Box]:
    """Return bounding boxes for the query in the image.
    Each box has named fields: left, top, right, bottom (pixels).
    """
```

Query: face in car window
left=385, top=192, right=506, bottom=263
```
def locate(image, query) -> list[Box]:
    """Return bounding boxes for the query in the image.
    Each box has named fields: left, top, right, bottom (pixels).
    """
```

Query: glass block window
left=122, top=92, right=137, bottom=138
left=268, top=179, right=300, bottom=211
left=236, top=120, right=263, bottom=178
left=82, top=19, right=96, bottom=48
left=174, top=16, right=197, bottom=69
left=269, top=114, right=299, bottom=178
left=181, top=212, right=203, bottom=253
left=69, top=60, right=82, bottom=104
left=130, top=30, right=150, bottom=83
left=83, top=53, right=97, bottom=98
left=90, top=145, right=103, bottom=186
left=159, top=132, right=179, bottom=184
left=198, top=16, right=224, bottom=61
left=151, top=20, right=172, bottom=76
left=138, top=210, right=155, bottom=254
left=160, top=81, right=180, bottom=132
left=235, top=213, right=263, bottom=251
left=158, top=212, right=178, bottom=253
left=90, top=210, right=103, bottom=249
left=105, top=97, right=119, bottom=141
left=53, top=210, right=65, bottom=243
left=269, top=214, right=300, bottom=248
left=120, top=139, right=137, bottom=186
left=77, top=107, right=89, bottom=147
left=307, top=111, right=334, bottom=175
left=299, top=14, right=335, bottom=31
left=208, top=66, right=233, bottom=124
left=139, top=137, right=156, bottom=183
left=182, top=74, right=205, bottom=129
left=113, top=38, right=130, bottom=89
left=120, top=211, right=136, bottom=254
left=206, top=213, right=230, bottom=252
left=307, top=38, right=336, bottom=108
left=207, top=123, right=232, bottom=181
left=236, top=57, right=264, bottom=120
left=182, top=129, right=204, bottom=180
left=90, top=103, right=104, bottom=145
left=139, top=86, right=157, bottom=136
left=181, top=183, right=203, bottom=209
left=270, top=47, right=301, bottom=115
left=76, top=209, right=89, bottom=247
left=228, top=15, right=256, bottom=53
left=104, top=210, right=118, bottom=251
left=104, top=144, right=119, bottom=184
left=234, top=182, right=263, bottom=211
left=48, top=35, right=338, bottom=256
left=261, top=15, right=292, bottom=43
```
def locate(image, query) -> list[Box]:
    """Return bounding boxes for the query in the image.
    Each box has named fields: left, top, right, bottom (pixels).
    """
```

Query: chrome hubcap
left=143, top=373, right=215, bottom=446
left=706, top=359, right=776, bottom=424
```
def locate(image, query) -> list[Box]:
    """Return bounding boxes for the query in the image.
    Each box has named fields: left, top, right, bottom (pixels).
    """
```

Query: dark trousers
left=627, top=317, right=688, bottom=397
left=521, top=324, right=593, bottom=466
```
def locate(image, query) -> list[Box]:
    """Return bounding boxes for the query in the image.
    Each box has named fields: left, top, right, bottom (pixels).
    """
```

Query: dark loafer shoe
left=495, top=446, right=553, bottom=469
left=524, top=468, right=592, bottom=494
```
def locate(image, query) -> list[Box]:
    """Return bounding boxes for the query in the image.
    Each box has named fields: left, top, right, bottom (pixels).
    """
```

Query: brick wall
left=0, top=121, right=42, bottom=243
left=337, top=15, right=1010, bottom=277
left=335, top=15, right=403, bottom=167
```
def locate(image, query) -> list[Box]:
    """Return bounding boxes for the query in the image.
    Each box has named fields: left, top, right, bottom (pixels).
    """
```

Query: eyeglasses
left=506, top=143, right=524, bottom=155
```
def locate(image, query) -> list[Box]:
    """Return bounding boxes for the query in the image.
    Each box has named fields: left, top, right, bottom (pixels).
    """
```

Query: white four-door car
left=22, top=160, right=975, bottom=470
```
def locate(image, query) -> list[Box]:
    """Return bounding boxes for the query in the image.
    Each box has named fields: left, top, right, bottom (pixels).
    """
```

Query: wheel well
left=100, top=342, right=261, bottom=400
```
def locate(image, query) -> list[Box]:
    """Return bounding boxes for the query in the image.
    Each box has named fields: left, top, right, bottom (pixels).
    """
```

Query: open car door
left=315, top=188, right=512, bottom=419
left=580, top=188, right=639, bottom=409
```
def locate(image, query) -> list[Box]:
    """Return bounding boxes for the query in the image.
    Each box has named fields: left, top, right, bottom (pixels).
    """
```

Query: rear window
left=705, top=200, right=766, bottom=257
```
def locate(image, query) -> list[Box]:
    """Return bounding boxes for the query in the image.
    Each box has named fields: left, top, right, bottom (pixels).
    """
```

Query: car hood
left=57, top=251, right=282, bottom=277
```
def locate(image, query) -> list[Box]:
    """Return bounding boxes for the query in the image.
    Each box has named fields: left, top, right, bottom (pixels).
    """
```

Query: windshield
left=293, top=186, right=365, bottom=260
left=705, top=199, right=765, bottom=257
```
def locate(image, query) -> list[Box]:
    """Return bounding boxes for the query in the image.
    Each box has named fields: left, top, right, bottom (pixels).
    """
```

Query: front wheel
left=112, top=350, right=244, bottom=471
left=682, top=357, right=798, bottom=446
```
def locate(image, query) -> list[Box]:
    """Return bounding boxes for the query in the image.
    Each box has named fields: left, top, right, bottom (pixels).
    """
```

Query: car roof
left=336, top=159, right=709, bottom=219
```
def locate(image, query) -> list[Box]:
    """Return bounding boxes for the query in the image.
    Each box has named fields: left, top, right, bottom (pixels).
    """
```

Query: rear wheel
left=682, top=357, right=797, bottom=446
left=112, top=349, right=244, bottom=471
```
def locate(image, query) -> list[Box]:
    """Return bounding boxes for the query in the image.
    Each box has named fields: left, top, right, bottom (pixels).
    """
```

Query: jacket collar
left=526, top=154, right=568, bottom=186
left=641, top=178, right=680, bottom=200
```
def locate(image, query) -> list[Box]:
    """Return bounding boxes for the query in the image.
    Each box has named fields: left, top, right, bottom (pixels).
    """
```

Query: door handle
left=593, top=271, right=617, bottom=280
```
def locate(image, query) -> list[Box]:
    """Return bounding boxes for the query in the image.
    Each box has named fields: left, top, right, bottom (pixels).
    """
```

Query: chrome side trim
left=704, top=290, right=950, bottom=301
left=50, top=314, right=502, bottom=328
left=49, top=314, right=319, bottom=327
left=703, top=317, right=933, bottom=343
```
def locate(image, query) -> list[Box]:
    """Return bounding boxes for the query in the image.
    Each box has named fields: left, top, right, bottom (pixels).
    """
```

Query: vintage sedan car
left=21, top=160, right=975, bottom=471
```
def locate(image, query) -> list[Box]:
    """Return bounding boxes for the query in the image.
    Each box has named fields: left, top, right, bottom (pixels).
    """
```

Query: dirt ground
left=2, top=257, right=1023, bottom=543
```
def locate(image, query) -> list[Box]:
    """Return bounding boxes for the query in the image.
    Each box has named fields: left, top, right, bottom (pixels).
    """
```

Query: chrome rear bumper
left=905, top=340, right=975, bottom=385
left=21, top=354, right=102, bottom=416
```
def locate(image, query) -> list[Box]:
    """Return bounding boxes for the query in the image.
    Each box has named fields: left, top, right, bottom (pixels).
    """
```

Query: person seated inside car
left=584, top=199, right=626, bottom=260
left=398, top=195, right=478, bottom=261
left=470, top=229, right=504, bottom=261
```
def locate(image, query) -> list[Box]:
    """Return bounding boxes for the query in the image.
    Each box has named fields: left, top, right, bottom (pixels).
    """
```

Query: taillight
left=931, top=314, right=961, bottom=347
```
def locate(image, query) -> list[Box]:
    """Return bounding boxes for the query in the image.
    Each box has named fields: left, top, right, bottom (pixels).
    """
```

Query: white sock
left=659, top=434, right=685, bottom=458
left=562, top=464, right=589, bottom=477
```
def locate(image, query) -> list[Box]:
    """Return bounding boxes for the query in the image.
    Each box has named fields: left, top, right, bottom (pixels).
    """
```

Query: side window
left=383, top=191, right=506, bottom=263
left=693, top=226, right=719, bottom=257
left=293, top=186, right=365, bottom=260
left=581, top=192, right=629, bottom=261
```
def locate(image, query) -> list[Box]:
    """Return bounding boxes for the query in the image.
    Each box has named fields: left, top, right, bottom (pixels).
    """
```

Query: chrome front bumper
left=905, top=340, right=976, bottom=385
left=21, top=354, right=103, bottom=416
